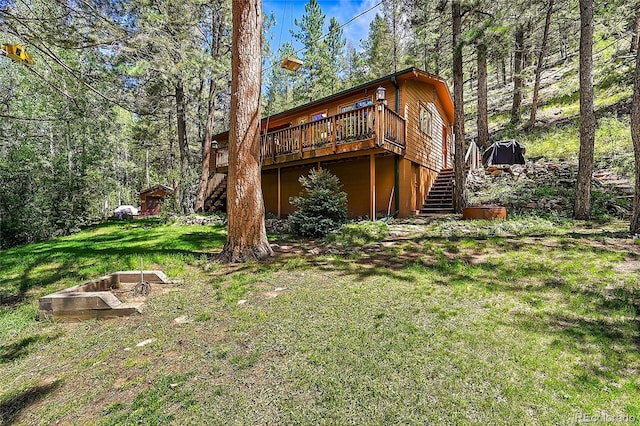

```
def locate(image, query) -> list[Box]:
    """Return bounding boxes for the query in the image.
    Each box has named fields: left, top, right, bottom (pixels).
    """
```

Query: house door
left=442, top=126, right=448, bottom=169
left=147, top=196, right=162, bottom=215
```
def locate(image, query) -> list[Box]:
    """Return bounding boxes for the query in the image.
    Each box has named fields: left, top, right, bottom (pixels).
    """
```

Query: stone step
left=420, top=209, right=455, bottom=214
left=422, top=202, right=453, bottom=208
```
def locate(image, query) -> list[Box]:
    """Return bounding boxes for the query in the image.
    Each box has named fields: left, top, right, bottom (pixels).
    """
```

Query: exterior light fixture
left=280, top=56, right=303, bottom=72
left=376, top=86, right=386, bottom=102
left=211, top=140, right=218, bottom=149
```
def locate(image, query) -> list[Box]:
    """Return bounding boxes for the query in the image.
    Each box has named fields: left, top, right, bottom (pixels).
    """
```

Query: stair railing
left=465, top=141, right=481, bottom=172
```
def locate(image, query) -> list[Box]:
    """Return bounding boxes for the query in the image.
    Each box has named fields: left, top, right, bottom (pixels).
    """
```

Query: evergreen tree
left=264, top=42, right=297, bottom=114
left=325, top=17, right=346, bottom=94
left=291, top=0, right=332, bottom=102
left=289, top=168, right=348, bottom=238
left=362, top=14, right=395, bottom=78
left=345, top=42, right=368, bottom=87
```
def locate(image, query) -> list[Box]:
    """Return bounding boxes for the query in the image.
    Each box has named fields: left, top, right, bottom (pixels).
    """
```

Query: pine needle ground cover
left=1, top=218, right=639, bottom=424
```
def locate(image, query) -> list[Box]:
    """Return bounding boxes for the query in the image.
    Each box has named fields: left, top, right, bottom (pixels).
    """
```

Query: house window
left=419, top=103, right=433, bottom=137
left=340, top=97, right=373, bottom=113
left=311, top=111, right=327, bottom=121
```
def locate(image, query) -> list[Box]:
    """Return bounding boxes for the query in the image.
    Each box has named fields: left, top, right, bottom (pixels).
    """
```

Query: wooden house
left=206, top=68, right=455, bottom=219
left=139, top=184, right=173, bottom=216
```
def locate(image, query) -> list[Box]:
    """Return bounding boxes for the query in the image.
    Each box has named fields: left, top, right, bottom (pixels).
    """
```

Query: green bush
left=288, top=168, right=348, bottom=237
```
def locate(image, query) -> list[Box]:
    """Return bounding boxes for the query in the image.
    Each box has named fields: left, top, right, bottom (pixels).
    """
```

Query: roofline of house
left=212, top=67, right=454, bottom=141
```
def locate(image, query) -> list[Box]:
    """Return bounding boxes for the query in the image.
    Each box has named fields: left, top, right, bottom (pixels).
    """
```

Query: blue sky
left=262, top=0, right=381, bottom=55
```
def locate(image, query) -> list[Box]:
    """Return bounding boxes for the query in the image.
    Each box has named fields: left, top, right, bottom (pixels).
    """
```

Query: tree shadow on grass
left=177, top=231, right=226, bottom=251
left=508, top=310, right=640, bottom=384
left=1, top=229, right=226, bottom=302
left=0, top=381, right=61, bottom=426
left=0, top=333, right=61, bottom=364
left=320, top=233, right=639, bottom=368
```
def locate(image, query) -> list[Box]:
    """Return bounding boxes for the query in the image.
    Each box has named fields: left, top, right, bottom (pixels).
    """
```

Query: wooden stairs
left=420, top=168, right=455, bottom=215
left=204, top=174, right=227, bottom=212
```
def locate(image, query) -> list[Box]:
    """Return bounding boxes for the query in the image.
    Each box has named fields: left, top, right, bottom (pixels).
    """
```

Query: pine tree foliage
left=325, top=17, right=346, bottom=94
left=289, top=168, right=348, bottom=238
left=362, top=15, right=395, bottom=78
left=291, top=0, right=332, bottom=103
left=264, top=42, right=296, bottom=114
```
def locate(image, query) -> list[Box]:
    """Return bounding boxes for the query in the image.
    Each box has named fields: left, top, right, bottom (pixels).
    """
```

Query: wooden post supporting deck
left=277, top=167, right=281, bottom=218
left=370, top=153, right=376, bottom=220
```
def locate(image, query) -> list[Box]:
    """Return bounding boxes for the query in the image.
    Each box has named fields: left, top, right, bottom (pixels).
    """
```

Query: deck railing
left=215, top=148, right=228, bottom=169
left=383, top=107, right=406, bottom=147
left=335, top=105, right=375, bottom=144
left=465, top=141, right=481, bottom=171
left=215, top=104, right=404, bottom=168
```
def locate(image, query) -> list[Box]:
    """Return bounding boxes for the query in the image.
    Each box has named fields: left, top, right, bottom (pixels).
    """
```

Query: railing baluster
left=257, top=104, right=393, bottom=160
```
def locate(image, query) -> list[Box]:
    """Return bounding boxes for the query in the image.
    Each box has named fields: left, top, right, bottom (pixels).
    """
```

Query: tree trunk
left=501, top=58, right=507, bottom=86
left=176, top=79, right=192, bottom=214
left=195, top=3, right=224, bottom=213
left=529, top=0, right=554, bottom=128
left=524, top=20, right=534, bottom=68
left=194, top=82, right=216, bottom=213
left=219, top=0, right=272, bottom=263
left=630, top=34, right=640, bottom=233
left=476, top=43, right=489, bottom=148
left=452, top=0, right=466, bottom=213
left=558, top=22, right=567, bottom=60
left=510, top=25, right=525, bottom=125
left=631, top=8, right=640, bottom=54
left=574, top=0, right=595, bottom=219
left=434, top=33, right=442, bottom=75
left=168, top=108, right=178, bottom=205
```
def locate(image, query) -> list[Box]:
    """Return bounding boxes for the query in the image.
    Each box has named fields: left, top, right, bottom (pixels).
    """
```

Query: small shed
left=139, top=185, right=173, bottom=216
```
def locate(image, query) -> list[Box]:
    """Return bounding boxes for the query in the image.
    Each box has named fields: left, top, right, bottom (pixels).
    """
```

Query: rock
left=136, top=338, right=155, bottom=347
left=173, top=215, right=227, bottom=226
left=174, top=315, right=190, bottom=324
left=265, top=218, right=290, bottom=234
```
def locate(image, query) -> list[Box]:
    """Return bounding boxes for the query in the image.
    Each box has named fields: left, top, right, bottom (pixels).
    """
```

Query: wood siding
left=261, top=169, right=278, bottom=216
left=258, top=154, right=398, bottom=219
left=323, top=159, right=371, bottom=218
left=402, top=79, right=453, bottom=172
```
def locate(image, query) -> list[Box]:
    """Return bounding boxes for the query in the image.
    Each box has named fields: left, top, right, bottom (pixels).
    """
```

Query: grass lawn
left=1, top=217, right=639, bottom=424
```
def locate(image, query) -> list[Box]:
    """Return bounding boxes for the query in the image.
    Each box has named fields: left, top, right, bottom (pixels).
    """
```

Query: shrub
left=288, top=168, right=348, bottom=237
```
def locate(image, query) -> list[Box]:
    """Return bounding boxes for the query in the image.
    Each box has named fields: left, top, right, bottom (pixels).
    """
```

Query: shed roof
left=140, top=184, right=174, bottom=195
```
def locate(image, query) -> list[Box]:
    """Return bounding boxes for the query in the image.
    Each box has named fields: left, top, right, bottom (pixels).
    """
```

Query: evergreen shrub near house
left=289, top=168, right=348, bottom=237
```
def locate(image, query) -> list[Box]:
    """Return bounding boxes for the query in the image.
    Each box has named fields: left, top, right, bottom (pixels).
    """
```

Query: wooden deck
left=215, top=105, right=406, bottom=170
